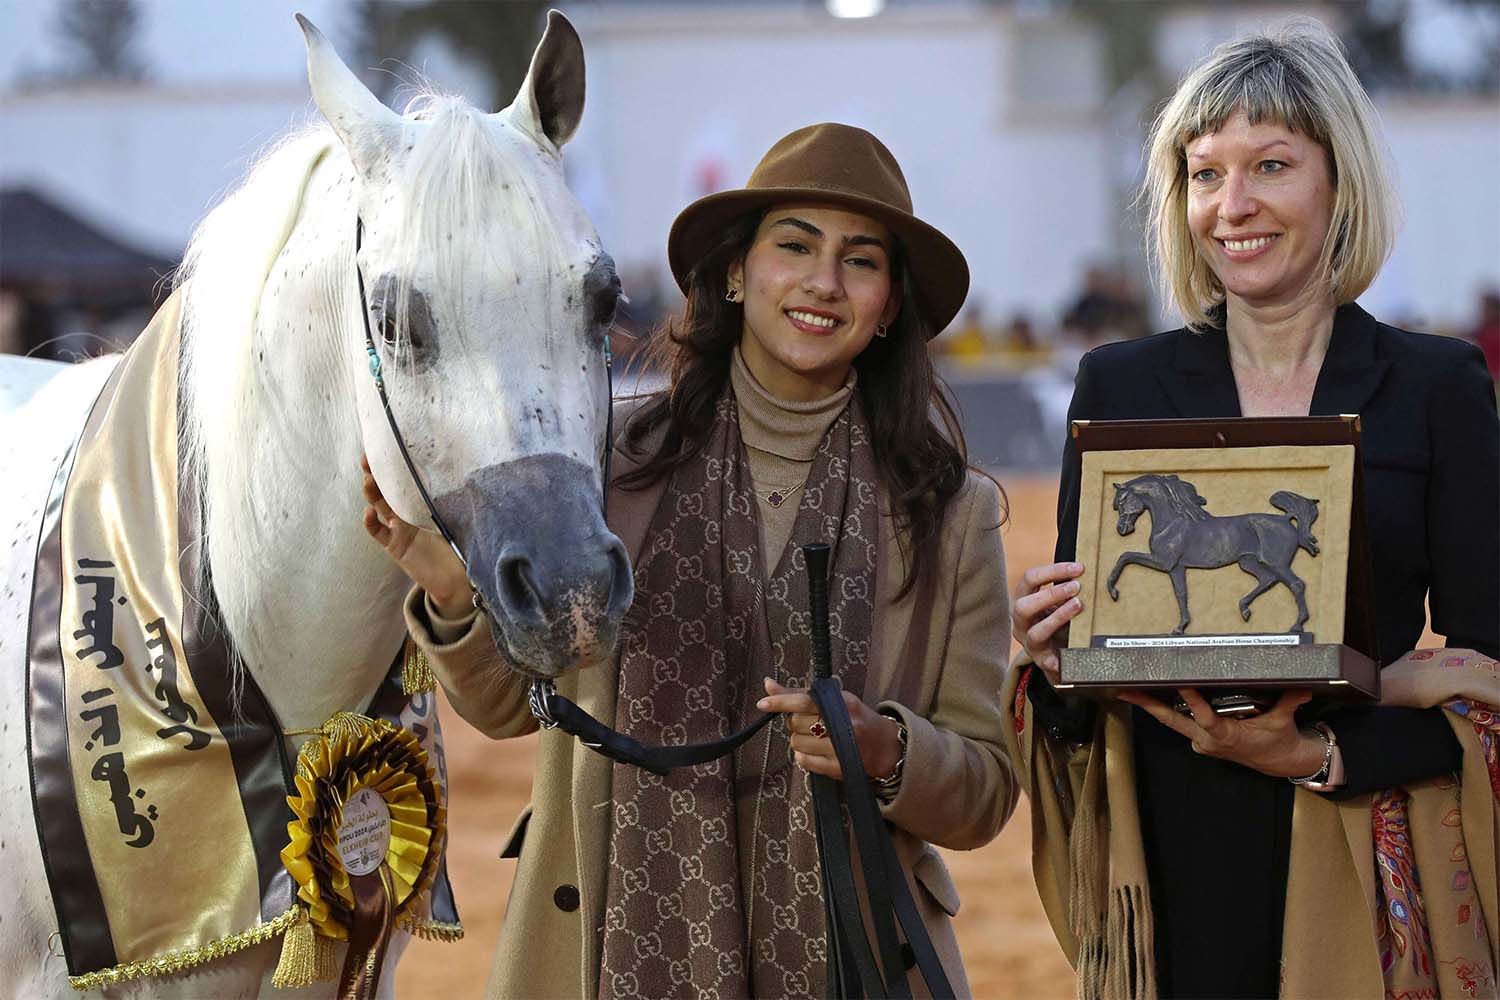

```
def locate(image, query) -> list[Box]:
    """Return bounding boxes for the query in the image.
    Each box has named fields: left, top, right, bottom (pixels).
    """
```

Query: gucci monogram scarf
left=599, top=389, right=880, bottom=999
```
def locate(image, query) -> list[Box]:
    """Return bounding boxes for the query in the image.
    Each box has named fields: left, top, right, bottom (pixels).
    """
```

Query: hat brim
left=667, top=186, right=970, bottom=338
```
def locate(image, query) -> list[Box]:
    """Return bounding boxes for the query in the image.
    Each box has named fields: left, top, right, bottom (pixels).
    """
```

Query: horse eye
left=592, top=283, right=621, bottom=329
left=378, top=310, right=399, bottom=346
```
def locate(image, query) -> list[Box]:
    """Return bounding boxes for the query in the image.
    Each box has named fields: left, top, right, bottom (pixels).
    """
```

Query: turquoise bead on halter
left=366, top=343, right=383, bottom=386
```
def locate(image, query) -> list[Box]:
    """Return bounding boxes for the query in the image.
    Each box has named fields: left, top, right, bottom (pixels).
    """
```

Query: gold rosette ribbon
left=273, top=712, right=447, bottom=991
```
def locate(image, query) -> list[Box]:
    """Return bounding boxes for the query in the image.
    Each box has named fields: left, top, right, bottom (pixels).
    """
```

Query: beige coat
left=409, top=416, right=1018, bottom=999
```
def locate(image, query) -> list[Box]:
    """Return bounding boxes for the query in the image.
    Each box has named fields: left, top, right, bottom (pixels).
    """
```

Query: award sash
left=26, top=294, right=460, bottom=991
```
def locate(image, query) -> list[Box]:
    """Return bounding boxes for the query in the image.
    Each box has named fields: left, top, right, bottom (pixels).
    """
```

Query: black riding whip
left=801, top=542, right=954, bottom=1000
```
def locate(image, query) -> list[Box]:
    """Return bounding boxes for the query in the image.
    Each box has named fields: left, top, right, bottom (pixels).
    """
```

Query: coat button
left=553, top=884, right=580, bottom=912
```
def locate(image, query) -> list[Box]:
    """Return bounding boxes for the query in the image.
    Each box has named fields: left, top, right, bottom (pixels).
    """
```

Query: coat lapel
left=1155, top=327, right=1243, bottom=418
left=1309, top=304, right=1390, bottom=417
left=1153, top=305, right=1390, bottom=419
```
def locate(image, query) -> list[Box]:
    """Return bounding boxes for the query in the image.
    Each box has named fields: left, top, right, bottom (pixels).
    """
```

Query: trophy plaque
left=1057, top=415, right=1379, bottom=703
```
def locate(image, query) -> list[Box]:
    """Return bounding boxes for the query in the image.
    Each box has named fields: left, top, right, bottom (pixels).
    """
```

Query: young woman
left=1007, top=24, right=1499, bottom=999
left=363, top=122, right=1018, bottom=998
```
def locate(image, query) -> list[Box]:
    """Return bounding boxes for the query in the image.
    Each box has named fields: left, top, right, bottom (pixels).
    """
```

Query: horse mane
left=1145, top=474, right=1211, bottom=522
left=172, top=88, right=559, bottom=692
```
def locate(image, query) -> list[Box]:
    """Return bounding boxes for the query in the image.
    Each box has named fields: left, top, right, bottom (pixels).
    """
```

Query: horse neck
left=1140, top=483, right=1207, bottom=536
left=192, top=160, right=409, bottom=731
left=1137, top=487, right=1178, bottom=540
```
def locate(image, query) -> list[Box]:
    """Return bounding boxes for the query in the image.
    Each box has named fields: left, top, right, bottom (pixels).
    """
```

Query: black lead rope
left=529, top=683, right=775, bottom=777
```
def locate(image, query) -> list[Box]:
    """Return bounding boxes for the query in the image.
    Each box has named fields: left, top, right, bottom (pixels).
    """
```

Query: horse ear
left=503, top=10, right=586, bottom=150
left=297, top=14, right=402, bottom=180
left=1112, top=482, right=1122, bottom=490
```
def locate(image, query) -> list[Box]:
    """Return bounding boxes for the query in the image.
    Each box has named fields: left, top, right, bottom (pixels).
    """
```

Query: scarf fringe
left=1067, top=721, right=1155, bottom=1000
left=1075, top=885, right=1155, bottom=1000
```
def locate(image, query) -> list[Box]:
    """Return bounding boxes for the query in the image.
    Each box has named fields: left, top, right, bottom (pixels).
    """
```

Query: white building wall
left=0, top=84, right=315, bottom=256
left=1364, top=99, right=1500, bottom=330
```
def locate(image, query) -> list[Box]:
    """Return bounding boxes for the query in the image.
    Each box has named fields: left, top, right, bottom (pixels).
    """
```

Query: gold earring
left=875, top=322, right=889, bottom=338
left=725, top=287, right=742, bottom=304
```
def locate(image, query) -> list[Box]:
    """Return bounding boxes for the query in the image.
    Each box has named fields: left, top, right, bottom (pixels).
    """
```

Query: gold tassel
left=402, top=640, right=435, bottom=695
left=271, top=909, right=337, bottom=988
left=321, top=711, right=375, bottom=744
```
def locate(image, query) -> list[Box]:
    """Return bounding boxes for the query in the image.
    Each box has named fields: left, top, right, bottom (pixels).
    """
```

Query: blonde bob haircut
left=1142, top=20, right=1399, bottom=328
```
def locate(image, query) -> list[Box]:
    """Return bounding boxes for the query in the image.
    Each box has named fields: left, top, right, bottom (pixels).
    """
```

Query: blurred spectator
left=939, top=303, right=992, bottom=364
left=1469, top=289, right=1500, bottom=380
left=0, top=287, right=59, bottom=358
left=614, top=264, right=671, bottom=369
left=1000, top=312, right=1040, bottom=354
left=1060, top=265, right=1148, bottom=344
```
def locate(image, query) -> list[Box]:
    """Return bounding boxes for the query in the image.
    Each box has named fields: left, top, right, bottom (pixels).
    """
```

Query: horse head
left=1111, top=480, right=1148, bottom=535
left=301, top=14, right=631, bottom=677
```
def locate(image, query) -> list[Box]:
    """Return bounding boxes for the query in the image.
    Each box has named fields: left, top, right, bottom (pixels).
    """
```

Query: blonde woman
left=1008, top=23, right=1498, bottom=999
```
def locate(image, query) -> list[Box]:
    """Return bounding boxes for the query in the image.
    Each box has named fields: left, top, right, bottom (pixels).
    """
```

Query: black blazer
left=1048, top=303, right=1499, bottom=790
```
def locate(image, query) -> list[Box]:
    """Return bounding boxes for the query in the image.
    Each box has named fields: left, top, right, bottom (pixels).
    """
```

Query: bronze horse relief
left=1105, top=474, right=1321, bottom=635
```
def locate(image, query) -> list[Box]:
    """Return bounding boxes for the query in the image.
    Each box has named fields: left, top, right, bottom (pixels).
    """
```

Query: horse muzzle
left=1116, top=510, right=1141, bottom=536
left=437, top=454, right=633, bottom=678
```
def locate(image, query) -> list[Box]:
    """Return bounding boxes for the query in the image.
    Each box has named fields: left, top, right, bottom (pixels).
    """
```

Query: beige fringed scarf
left=1002, top=649, right=1500, bottom=1000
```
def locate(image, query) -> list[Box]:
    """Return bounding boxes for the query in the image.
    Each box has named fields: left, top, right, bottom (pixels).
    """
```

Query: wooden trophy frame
left=1056, top=415, right=1379, bottom=701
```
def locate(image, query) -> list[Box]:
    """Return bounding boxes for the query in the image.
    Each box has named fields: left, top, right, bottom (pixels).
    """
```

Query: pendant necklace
left=753, top=480, right=804, bottom=509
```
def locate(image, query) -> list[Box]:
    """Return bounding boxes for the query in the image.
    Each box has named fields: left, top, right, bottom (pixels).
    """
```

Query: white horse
left=0, top=12, right=630, bottom=997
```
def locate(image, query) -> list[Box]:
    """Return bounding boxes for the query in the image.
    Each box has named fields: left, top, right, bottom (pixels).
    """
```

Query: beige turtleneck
left=729, top=346, right=855, bottom=566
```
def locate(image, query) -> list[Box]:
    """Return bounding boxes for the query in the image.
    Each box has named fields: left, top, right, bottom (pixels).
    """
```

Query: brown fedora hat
left=667, top=123, right=970, bottom=337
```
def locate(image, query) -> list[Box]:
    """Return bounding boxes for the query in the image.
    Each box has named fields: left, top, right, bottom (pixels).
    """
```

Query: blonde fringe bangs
left=1142, top=20, right=1398, bottom=329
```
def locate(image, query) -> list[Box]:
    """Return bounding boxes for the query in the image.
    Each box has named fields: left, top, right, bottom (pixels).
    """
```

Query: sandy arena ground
left=398, top=475, right=1076, bottom=997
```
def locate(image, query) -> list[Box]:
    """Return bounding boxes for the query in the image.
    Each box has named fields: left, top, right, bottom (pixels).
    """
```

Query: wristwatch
left=1289, top=721, right=1339, bottom=791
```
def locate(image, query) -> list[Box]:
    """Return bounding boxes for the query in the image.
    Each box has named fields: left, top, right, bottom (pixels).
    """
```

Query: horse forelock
left=378, top=92, right=574, bottom=370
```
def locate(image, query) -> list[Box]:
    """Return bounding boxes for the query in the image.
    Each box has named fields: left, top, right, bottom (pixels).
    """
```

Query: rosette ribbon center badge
left=277, top=712, right=447, bottom=999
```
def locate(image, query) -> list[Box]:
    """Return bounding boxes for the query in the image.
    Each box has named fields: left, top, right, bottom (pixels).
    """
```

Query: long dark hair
left=619, top=209, right=1003, bottom=598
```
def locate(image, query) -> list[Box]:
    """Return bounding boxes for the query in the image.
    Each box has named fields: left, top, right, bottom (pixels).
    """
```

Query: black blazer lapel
left=1309, top=304, right=1391, bottom=417
left=1155, top=327, right=1243, bottom=418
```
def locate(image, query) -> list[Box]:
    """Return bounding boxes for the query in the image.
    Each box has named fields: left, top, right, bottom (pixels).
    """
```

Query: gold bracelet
left=871, top=715, right=909, bottom=792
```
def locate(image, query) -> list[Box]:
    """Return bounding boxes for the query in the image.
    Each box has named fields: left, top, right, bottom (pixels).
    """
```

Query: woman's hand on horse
left=360, top=455, right=471, bottom=618
left=756, top=678, right=903, bottom=783
left=1011, top=561, right=1086, bottom=685
left=1116, top=687, right=1328, bottom=778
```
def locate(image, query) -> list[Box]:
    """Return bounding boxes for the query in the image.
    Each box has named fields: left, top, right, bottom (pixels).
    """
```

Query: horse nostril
left=605, top=538, right=633, bottom=619
left=497, top=552, right=544, bottom=621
